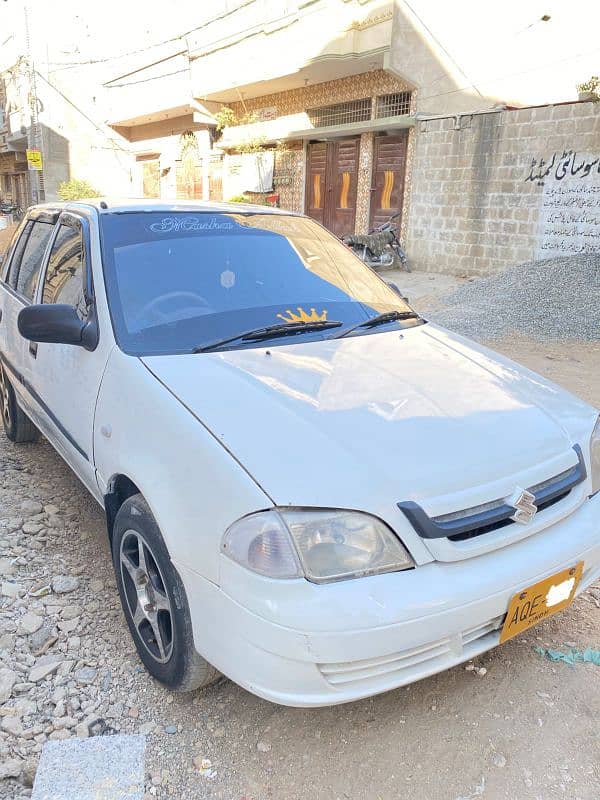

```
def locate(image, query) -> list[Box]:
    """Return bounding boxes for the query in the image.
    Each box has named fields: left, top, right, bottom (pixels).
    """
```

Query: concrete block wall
left=406, top=101, right=600, bottom=274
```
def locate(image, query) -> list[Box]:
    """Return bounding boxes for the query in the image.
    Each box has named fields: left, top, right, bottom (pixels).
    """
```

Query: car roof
left=27, top=198, right=298, bottom=216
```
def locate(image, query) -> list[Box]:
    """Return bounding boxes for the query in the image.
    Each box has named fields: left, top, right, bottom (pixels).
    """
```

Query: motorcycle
left=342, top=212, right=409, bottom=272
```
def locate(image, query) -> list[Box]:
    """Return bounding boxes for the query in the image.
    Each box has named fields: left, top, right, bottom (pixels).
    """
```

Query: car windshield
left=99, top=211, right=420, bottom=355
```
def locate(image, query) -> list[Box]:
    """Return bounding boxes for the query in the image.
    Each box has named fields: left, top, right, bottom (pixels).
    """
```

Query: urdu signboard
left=527, top=150, right=600, bottom=257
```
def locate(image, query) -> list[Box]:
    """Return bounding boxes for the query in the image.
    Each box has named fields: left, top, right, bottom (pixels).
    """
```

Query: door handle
left=29, top=341, right=38, bottom=358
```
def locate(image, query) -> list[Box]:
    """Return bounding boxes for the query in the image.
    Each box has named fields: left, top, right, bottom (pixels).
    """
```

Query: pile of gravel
left=429, top=255, right=600, bottom=342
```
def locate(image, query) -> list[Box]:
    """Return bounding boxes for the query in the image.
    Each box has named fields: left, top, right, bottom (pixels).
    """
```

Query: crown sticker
left=276, top=307, right=328, bottom=323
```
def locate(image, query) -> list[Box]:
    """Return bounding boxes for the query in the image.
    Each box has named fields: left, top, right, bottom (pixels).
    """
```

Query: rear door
left=0, top=212, right=57, bottom=408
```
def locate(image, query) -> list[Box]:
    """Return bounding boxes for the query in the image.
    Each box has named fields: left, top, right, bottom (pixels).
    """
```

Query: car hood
left=142, top=324, right=595, bottom=521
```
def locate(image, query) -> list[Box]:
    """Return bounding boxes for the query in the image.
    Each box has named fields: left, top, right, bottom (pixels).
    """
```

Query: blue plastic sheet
left=534, top=646, right=600, bottom=665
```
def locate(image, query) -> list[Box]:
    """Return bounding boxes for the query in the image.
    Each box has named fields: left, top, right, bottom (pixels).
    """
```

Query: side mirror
left=18, top=304, right=96, bottom=350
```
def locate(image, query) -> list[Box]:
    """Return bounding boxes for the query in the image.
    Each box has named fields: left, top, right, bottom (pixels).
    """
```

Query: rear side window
left=15, top=221, right=55, bottom=300
left=6, top=220, right=33, bottom=289
left=43, top=224, right=85, bottom=314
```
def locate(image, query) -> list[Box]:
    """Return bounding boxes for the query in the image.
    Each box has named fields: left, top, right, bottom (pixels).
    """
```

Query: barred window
left=375, top=92, right=412, bottom=118
left=307, top=98, right=372, bottom=128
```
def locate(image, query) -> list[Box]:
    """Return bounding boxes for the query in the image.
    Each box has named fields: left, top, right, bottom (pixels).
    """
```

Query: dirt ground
left=1, top=270, right=599, bottom=800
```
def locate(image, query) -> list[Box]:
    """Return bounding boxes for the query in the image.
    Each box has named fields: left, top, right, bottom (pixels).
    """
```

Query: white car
left=0, top=200, right=598, bottom=707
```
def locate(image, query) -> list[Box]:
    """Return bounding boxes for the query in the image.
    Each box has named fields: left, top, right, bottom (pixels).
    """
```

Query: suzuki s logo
left=508, top=487, right=538, bottom=524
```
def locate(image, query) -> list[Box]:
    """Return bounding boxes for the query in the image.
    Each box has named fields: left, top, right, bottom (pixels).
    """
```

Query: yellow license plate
left=499, top=562, right=584, bottom=644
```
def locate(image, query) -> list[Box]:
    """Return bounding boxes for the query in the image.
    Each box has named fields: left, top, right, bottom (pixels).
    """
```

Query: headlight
left=591, top=416, right=600, bottom=495
left=222, top=509, right=414, bottom=583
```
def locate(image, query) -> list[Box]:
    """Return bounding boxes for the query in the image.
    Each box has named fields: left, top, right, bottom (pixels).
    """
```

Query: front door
left=20, top=213, right=112, bottom=499
left=368, top=132, right=408, bottom=231
left=305, top=138, right=358, bottom=238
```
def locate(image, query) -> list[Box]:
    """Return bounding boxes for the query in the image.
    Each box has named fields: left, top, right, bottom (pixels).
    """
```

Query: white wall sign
left=528, top=151, right=600, bottom=257
left=223, top=151, right=274, bottom=198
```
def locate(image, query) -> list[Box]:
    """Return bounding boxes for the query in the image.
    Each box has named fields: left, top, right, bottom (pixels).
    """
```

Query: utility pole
left=24, top=3, right=44, bottom=203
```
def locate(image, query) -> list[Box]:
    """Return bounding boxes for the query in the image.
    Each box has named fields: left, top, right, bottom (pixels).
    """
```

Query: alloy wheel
left=119, top=529, right=174, bottom=664
left=0, top=365, right=11, bottom=429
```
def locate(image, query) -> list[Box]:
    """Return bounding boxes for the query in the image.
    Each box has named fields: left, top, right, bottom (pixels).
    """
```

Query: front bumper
left=177, top=493, right=600, bottom=707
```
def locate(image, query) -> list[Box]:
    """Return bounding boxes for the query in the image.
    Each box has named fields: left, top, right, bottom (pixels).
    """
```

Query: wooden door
left=369, top=132, right=408, bottom=231
left=305, top=138, right=358, bottom=237
left=305, top=142, right=327, bottom=228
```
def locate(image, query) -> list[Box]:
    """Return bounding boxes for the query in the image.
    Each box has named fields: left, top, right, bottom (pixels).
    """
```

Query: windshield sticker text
left=149, top=216, right=234, bottom=233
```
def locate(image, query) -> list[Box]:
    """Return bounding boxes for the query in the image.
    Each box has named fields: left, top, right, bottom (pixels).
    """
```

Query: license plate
left=499, top=562, right=584, bottom=644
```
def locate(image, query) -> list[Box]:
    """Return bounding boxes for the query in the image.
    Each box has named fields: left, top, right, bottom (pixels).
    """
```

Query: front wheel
left=112, top=494, right=220, bottom=692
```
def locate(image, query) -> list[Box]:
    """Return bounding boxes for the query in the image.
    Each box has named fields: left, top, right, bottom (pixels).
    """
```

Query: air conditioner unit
left=14, top=151, right=27, bottom=163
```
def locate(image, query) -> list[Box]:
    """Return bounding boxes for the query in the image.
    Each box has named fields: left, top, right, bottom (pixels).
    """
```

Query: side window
left=42, top=224, right=86, bottom=315
left=15, top=221, right=55, bottom=301
left=6, top=220, right=33, bottom=289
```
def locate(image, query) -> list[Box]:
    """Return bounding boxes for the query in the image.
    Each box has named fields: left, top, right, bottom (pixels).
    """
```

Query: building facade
left=2, top=0, right=598, bottom=271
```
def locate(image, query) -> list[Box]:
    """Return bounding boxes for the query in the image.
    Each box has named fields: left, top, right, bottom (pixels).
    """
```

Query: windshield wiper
left=329, top=310, right=421, bottom=340
left=194, top=320, right=343, bottom=353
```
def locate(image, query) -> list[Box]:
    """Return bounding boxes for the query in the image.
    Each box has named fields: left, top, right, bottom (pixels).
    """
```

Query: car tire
left=0, top=363, right=39, bottom=443
left=112, top=493, right=220, bottom=692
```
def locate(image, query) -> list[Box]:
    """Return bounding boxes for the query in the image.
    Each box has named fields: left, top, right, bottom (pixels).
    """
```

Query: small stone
left=60, top=605, right=82, bottom=621
left=52, top=576, right=79, bottom=594
left=1, top=581, right=24, bottom=598
left=52, top=715, right=77, bottom=730
left=22, top=521, right=43, bottom=535
left=21, top=500, right=43, bottom=516
left=20, top=757, right=38, bottom=788
left=0, top=758, right=23, bottom=780
left=7, top=518, right=24, bottom=532
left=128, top=707, right=139, bottom=719
left=465, top=662, right=476, bottom=671
left=58, top=617, right=80, bottom=634
left=30, top=627, right=57, bottom=655
left=48, top=729, right=71, bottom=740
left=492, top=753, right=507, bottom=768
left=17, top=612, right=44, bottom=635
left=0, top=634, right=15, bottom=652
left=0, top=667, right=17, bottom=702
left=29, top=659, right=62, bottom=683
left=0, top=557, right=15, bottom=576
left=256, top=740, right=271, bottom=752
left=476, top=667, right=487, bottom=676
left=164, top=724, right=177, bottom=734
left=44, top=504, right=59, bottom=515
left=138, top=721, right=156, bottom=735
left=89, top=579, right=104, bottom=592
left=2, top=715, right=24, bottom=736
left=74, top=666, right=97, bottom=685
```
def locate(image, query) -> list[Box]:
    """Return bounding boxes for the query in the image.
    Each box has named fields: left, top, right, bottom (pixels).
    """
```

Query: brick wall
left=406, top=101, right=600, bottom=274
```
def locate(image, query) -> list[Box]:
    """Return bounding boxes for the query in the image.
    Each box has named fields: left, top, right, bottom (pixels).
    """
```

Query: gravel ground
left=1, top=259, right=600, bottom=800
left=427, top=255, right=600, bottom=341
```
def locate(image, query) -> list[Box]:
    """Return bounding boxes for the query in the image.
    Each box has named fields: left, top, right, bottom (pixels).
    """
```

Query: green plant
left=57, top=179, right=101, bottom=201
left=227, top=194, right=250, bottom=203
left=576, top=76, right=600, bottom=100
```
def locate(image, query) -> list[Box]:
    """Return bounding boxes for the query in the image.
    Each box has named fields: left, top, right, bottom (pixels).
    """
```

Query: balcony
left=187, top=0, right=395, bottom=103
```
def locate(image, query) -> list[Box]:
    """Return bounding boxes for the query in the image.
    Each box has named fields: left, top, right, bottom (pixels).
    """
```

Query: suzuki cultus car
left=0, top=200, right=598, bottom=706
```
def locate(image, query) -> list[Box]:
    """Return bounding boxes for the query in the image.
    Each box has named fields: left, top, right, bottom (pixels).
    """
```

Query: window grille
left=307, top=98, right=372, bottom=128
left=376, top=92, right=412, bottom=118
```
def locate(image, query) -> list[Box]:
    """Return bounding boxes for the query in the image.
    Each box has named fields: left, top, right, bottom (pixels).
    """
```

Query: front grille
left=318, top=615, right=503, bottom=688
left=398, top=445, right=586, bottom=542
